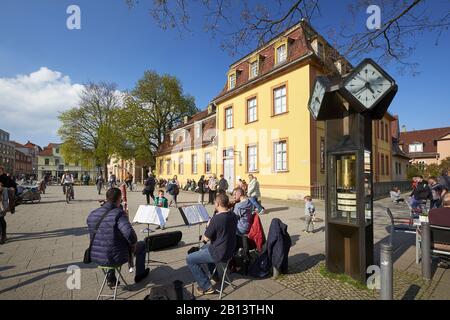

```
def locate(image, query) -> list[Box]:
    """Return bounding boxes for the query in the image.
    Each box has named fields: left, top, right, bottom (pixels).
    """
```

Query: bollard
left=380, top=243, right=393, bottom=300
left=421, top=222, right=431, bottom=281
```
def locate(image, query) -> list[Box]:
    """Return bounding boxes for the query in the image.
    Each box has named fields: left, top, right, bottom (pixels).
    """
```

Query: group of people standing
left=407, top=171, right=450, bottom=211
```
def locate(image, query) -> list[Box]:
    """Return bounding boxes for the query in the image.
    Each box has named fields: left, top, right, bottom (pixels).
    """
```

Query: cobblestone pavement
left=0, top=186, right=448, bottom=300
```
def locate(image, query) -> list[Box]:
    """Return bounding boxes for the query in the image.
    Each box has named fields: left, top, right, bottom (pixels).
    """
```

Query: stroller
left=16, top=185, right=41, bottom=204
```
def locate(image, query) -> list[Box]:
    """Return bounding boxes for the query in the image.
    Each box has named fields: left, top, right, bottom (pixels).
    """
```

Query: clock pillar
left=325, top=112, right=374, bottom=283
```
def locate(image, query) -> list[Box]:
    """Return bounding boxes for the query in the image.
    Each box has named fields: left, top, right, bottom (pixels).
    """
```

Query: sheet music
left=180, top=204, right=210, bottom=225
left=133, top=205, right=170, bottom=227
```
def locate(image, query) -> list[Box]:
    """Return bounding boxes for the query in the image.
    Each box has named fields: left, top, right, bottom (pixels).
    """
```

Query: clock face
left=345, top=62, right=393, bottom=109
left=309, top=79, right=326, bottom=118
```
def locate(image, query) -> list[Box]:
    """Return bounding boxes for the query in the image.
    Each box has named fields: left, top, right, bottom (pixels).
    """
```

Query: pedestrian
left=166, top=176, right=180, bottom=208
left=125, top=172, right=134, bottom=191
left=409, top=175, right=431, bottom=212
left=197, top=175, right=206, bottom=205
left=96, top=174, right=105, bottom=195
left=438, top=169, right=450, bottom=200
left=218, top=174, right=229, bottom=194
left=108, top=172, right=116, bottom=189
left=428, top=177, right=443, bottom=209
left=143, top=173, right=156, bottom=205
left=247, top=174, right=265, bottom=215
left=304, top=196, right=316, bottom=233
left=0, top=166, right=17, bottom=243
left=208, top=174, right=218, bottom=204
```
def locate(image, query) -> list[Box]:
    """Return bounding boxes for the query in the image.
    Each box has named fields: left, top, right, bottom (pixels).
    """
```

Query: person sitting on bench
left=186, top=193, right=237, bottom=295
left=429, top=193, right=450, bottom=228
left=390, top=187, right=405, bottom=204
left=87, top=188, right=149, bottom=288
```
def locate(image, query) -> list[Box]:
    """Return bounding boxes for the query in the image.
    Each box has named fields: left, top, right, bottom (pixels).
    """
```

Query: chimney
left=401, top=125, right=407, bottom=133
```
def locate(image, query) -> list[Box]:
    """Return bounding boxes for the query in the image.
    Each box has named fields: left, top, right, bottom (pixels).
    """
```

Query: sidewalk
left=0, top=186, right=448, bottom=300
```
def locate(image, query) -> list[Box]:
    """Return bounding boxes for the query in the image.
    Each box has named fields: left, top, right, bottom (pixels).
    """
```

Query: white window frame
left=247, top=97, right=257, bottom=123
left=195, top=123, right=202, bottom=140
left=274, top=141, right=287, bottom=172
left=192, top=154, right=198, bottom=174
left=225, top=107, right=233, bottom=129
left=179, top=157, right=184, bottom=175
left=229, top=73, right=236, bottom=90
left=409, top=143, right=423, bottom=153
left=205, top=153, right=212, bottom=174
left=276, top=44, right=287, bottom=64
left=250, top=60, right=259, bottom=78
left=247, top=145, right=258, bottom=173
left=273, top=86, right=287, bottom=115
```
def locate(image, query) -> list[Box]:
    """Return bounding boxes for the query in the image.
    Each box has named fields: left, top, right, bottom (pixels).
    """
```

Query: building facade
left=399, top=127, right=450, bottom=165
left=37, top=143, right=97, bottom=181
left=0, top=129, right=15, bottom=174
left=156, top=21, right=406, bottom=200
left=155, top=105, right=217, bottom=187
left=13, top=142, right=33, bottom=177
left=23, top=141, right=43, bottom=175
left=107, top=156, right=149, bottom=184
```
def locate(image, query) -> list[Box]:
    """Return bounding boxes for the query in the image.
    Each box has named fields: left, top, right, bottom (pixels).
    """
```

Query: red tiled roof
left=38, top=143, right=61, bottom=157
left=399, top=127, right=450, bottom=154
left=24, top=141, right=42, bottom=150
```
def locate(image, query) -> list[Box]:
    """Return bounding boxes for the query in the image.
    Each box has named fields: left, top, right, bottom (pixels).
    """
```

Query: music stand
left=178, top=204, right=210, bottom=248
left=133, top=205, right=170, bottom=266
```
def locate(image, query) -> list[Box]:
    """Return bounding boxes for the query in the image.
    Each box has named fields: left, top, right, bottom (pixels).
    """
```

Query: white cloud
left=0, top=67, right=84, bottom=145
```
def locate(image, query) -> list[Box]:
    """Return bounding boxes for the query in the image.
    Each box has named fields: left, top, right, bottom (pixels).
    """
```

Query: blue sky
left=0, top=0, right=449, bottom=146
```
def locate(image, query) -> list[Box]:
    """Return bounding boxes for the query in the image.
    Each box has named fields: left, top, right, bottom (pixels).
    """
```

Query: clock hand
left=367, top=83, right=375, bottom=94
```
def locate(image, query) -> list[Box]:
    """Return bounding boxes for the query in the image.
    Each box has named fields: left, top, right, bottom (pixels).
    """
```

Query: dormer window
left=250, top=60, right=259, bottom=78
left=228, top=73, right=236, bottom=90
left=170, top=133, right=174, bottom=146
left=409, top=143, right=423, bottom=153
left=276, top=44, right=287, bottom=65
left=195, top=123, right=202, bottom=140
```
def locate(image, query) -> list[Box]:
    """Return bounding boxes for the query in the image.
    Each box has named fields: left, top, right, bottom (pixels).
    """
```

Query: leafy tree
left=125, top=0, right=450, bottom=73
left=58, top=82, right=123, bottom=178
left=116, top=71, right=198, bottom=169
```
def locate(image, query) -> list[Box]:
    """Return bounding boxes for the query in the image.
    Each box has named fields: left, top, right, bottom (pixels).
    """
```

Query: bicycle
left=65, top=184, right=74, bottom=203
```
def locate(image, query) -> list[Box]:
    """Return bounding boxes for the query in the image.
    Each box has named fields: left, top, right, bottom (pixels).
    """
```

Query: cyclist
left=108, top=172, right=117, bottom=189
left=61, top=170, right=75, bottom=200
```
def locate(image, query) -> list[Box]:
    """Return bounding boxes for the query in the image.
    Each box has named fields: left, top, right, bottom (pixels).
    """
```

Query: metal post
left=421, top=222, right=431, bottom=280
left=380, top=243, right=393, bottom=300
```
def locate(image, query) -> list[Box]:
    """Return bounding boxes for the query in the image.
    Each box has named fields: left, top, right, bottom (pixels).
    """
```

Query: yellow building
left=213, top=21, right=403, bottom=199
left=156, top=20, right=406, bottom=200
left=155, top=105, right=218, bottom=186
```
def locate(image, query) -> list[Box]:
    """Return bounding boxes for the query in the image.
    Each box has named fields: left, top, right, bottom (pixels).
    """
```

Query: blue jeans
left=249, top=196, right=263, bottom=213
left=186, top=245, right=216, bottom=291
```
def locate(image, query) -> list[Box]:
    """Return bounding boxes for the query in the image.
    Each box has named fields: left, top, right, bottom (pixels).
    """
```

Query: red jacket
left=248, top=213, right=266, bottom=252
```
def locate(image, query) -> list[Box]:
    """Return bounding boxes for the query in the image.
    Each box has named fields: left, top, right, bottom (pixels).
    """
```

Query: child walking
left=304, top=195, right=316, bottom=233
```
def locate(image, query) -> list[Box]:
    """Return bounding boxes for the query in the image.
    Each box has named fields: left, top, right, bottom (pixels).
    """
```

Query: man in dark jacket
left=410, top=176, right=431, bottom=210
left=87, top=188, right=149, bottom=287
left=143, top=173, right=156, bottom=205
left=218, top=175, right=229, bottom=194
left=0, top=166, right=17, bottom=215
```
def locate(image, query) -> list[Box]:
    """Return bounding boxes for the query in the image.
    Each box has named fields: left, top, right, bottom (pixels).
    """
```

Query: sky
left=0, top=0, right=449, bottom=147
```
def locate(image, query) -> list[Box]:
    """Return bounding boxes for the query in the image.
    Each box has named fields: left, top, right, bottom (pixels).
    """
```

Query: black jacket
left=411, top=180, right=431, bottom=200
left=0, top=174, right=17, bottom=191
left=144, top=176, right=156, bottom=191
left=266, top=218, right=291, bottom=274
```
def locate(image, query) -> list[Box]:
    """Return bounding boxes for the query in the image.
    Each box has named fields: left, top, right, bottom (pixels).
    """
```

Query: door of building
left=223, top=148, right=235, bottom=192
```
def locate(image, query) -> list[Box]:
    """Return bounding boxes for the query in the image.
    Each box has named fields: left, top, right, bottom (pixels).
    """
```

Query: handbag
left=83, top=208, right=114, bottom=264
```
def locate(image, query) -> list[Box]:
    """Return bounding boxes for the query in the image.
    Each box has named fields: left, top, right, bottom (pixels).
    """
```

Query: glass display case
left=331, top=154, right=358, bottom=224
left=364, top=150, right=373, bottom=225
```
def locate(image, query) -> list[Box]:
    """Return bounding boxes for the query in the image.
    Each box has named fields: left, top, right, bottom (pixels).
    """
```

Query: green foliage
left=406, top=157, right=450, bottom=180
left=319, top=265, right=369, bottom=291
left=58, top=82, right=123, bottom=173
left=115, top=71, right=198, bottom=166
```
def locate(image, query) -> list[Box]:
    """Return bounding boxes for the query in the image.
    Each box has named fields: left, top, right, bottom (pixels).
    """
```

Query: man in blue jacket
left=87, top=188, right=149, bottom=288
